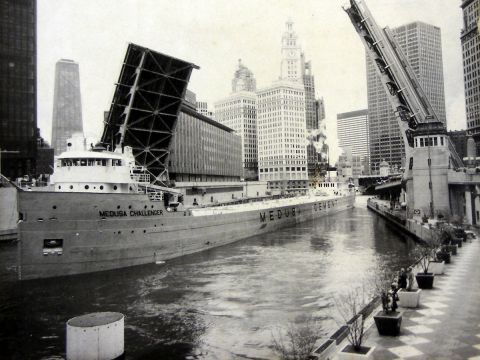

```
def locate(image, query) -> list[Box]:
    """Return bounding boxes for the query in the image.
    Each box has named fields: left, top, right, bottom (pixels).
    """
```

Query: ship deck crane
left=343, top=0, right=464, bottom=172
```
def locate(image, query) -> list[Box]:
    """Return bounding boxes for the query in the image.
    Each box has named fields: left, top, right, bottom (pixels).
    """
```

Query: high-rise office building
left=51, top=59, right=83, bottom=155
left=461, top=0, right=480, bottom=151
left=257, top=80, right=307, bottom=191
left=232, top=59, right=256, bottom=93
left=279, top=20, right=324, bottom=179
left=196, top=101, right=214, bottom=119
left=215, top=60, right=257, bottom=180
left=367, top=21, right=446, bottom=173
left=280, top=20, right=318, bottom=130
left=337, top=109, right=370, bottom=158
left=0, top=0, right=37, bottom=179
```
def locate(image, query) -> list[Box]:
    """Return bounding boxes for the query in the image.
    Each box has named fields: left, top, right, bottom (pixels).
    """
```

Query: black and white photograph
left=1, top=0, right=479, bottom=359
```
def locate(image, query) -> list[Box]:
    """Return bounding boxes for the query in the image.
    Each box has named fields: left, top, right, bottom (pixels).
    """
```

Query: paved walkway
left=365, top=236, right=480, bottom=359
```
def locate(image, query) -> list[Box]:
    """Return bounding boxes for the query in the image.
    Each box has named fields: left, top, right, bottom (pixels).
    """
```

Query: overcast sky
left=37, top=0, right=466, bottom=161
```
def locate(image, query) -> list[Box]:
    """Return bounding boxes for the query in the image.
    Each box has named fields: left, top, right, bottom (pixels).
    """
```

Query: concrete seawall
left=366, top=198, right=436, bottom=243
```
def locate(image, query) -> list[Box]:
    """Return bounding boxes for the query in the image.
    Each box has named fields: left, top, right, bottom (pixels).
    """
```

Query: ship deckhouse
left=51, top=146, right=148, bottom=193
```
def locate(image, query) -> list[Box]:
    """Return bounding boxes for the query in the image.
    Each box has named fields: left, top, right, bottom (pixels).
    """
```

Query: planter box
left=453, top=236, right=466, bottom=247
left=374, top=311, right=402, bottom=336
left=312, top=338, right=336, bottom=360
left=445, top=244, right=457, bottom=255
left=436, top=251, right=451, bottom=264
left=416, top=272, right=434, bottom=289
left=338, top=344, right=375, bottom=359
left=427, top=261, right=445, bottom=275
left=398, top=289, right=421, bottom=308
left=451, top=238, right=462, bottom=248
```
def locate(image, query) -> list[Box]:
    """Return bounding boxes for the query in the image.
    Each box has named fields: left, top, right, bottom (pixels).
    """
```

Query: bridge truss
left=101, top=43, right=199, bottom=185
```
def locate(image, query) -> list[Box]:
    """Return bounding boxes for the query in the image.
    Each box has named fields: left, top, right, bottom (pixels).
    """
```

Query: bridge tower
left=344, top=0, right=464, bottom=220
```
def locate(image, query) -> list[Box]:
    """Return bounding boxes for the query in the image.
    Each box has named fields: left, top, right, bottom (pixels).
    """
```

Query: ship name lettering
left=260, top=212, right=266, bottom=222
left=260, top=207, right=295, bottom=223
left=130, top=209, right=164, bottom=217
left=99, top=210, right=127, bottom=217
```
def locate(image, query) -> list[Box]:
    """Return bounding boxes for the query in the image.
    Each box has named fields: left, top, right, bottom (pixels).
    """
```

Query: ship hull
left=17, top=191, right=354, bottom=280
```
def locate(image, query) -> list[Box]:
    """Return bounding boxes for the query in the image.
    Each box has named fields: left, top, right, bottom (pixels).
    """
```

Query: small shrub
left=271, top=315, right=321, bottom=360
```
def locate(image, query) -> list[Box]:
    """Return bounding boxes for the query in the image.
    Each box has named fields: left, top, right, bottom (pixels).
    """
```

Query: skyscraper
left=51, top=59, right=83, bottom=155
left=215, top=60, right=258, bottom=179
left=257, top=80, right=307, bottom=191
left=0, top=0, right=37, bottom=179
left=232, top=59, right=256, bottom=93
left=461, top=0, right=480, bottom=151
left=280, top=20, right=318, bottom=130
left=367, top=21, right=446, bottom=173
left=279, top=20, right=324, bottom=179
left=337, top=109, right=370, bottom=159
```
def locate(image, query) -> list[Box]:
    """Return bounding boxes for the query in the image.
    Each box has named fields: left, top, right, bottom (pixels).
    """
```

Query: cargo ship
left=16, top=142, right=354, bottom=280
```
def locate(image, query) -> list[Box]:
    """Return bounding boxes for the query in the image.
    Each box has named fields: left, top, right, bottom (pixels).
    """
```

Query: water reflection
left=0, top=198, right=417, bottom=359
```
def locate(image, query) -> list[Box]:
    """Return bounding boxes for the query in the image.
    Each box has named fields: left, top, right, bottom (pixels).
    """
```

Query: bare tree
left=333, top=286, right=369, bottom=351
left=271, top=315, right=322, bottom=360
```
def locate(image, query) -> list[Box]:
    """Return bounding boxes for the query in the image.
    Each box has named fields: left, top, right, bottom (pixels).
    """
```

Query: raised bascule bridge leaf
left=101, top=43, right=199, bottom=186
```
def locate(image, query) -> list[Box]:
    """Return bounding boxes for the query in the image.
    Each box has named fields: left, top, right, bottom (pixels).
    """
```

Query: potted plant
left=334, top=287, right=375, bottom=359
left=426, top=230, right=446, bottom=275
left=372, top=266, right=402, bottom=336
left=434, top=228, right=452, bottom=264
left=412, top=245, right=435, bottom=288
left=397, top=266, right=422, bottom=308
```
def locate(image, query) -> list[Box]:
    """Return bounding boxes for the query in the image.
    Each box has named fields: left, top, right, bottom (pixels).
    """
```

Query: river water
left=0, top=197, right=417, bottom=359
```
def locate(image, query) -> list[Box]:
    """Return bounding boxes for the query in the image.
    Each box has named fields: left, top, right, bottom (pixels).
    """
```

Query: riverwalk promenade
left=366, top=231, right=480, bottom=359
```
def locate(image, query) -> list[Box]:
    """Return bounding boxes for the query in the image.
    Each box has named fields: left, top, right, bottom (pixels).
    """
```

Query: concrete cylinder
left=66, top=312, right=124, bottom=360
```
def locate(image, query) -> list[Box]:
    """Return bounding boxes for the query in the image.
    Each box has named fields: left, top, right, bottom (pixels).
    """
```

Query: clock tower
left=280, top=20, right=304, bottom=82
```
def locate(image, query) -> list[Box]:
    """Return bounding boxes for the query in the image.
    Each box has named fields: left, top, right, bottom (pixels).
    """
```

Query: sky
left=37, top=0, right=467, bottom=161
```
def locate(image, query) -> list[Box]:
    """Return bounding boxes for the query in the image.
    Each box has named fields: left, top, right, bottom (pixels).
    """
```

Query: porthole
left=52, top=205, right=57, bottom=210
left=100, top=185, right=104, bottom=190
left=143, top=230, right=146, bottom=233
left=118, top=230, right=121, bottom=234
left=58, top=186, right=61, bottom=190
left=113, top=185, right=118, bottom=190
left=128, top=205, right=132, bottom=209
left=144, top=205, right=147, bottom=209
left=129, top=187, right=132, bottom=191
left=70, top=185, right=73, bottom=189
left=131, top=230, right=134, bottom=234
left=151, top=205, right=154, bottom=209
left=117, top=205, right=120, bottom=209
left=85, top=185, right=89, bottom=190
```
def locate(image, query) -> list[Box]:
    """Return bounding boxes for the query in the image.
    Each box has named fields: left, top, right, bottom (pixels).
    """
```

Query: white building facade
left=257, top=80, right=308, bottom=192
left=337, top=109, right=370, bottom=159
left=215, top=60, right=258, bottom=180
left=214, top=91, right=258, bottom=180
